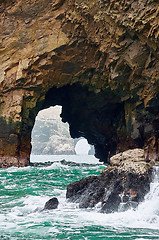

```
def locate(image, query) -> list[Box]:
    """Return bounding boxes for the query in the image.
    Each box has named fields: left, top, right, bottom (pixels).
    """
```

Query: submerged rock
left=44, top=197, right=59, bottom=210
left=66, top=149, right=154, bottom=213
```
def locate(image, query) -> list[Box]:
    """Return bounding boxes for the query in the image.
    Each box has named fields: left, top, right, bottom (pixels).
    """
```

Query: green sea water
left=0, top=155, right=159, bottom=240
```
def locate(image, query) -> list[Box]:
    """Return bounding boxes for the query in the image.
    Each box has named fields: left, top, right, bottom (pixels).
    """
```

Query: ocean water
left=0, top=155, right=159, bottom=240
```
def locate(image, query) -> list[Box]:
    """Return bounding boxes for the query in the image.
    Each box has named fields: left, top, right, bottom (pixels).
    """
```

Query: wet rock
left=44, top=197, right=59, bottom=210
left=66, top=149, right=154, bottom=213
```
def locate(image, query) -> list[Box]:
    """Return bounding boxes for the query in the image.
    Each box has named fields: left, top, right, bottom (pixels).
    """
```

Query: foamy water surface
left=0, top=155, right=159, bottom=239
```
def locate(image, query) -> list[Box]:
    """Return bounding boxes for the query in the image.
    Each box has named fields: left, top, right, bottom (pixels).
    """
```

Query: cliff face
left=0, top=0, right=158, bottom=167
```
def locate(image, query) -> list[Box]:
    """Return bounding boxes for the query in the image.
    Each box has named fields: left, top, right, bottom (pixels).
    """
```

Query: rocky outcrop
left=0, top=0, right=158, bottom=167
left=44, top=197, right=59, bottom=210
left=66, top=149, right=154, bottom=213
left=31, top=106, right=75, bottom=155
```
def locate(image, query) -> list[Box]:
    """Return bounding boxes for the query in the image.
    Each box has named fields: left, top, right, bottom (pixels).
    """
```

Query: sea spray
left=136, top=166, right=159, bottom=220
left=0, top=155, right=158, bottom=239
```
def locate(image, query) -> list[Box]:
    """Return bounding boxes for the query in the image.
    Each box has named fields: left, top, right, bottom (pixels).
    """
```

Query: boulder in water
left=44, top=197, right=59, bottom=210
left=66, top=149, right=154, bottom=213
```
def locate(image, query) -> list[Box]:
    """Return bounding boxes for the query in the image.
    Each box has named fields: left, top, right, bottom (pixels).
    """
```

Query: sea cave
left=0, top=0, right=159, bottom=167
left=0, top=0, right=159, bottom=238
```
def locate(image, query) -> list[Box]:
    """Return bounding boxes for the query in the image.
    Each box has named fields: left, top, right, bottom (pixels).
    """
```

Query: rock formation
left=31, top=106, right=75, bottom=155
left=0, top=0, right=158, bottom=167
left=66, top=149, right=154, bottom=213
left=44, top=197, right=59, bottom=210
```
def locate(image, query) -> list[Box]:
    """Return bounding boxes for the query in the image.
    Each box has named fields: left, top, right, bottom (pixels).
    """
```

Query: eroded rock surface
left=66, top=149, right=154, bottom=213
left=0, top=0, right=158, bottom=167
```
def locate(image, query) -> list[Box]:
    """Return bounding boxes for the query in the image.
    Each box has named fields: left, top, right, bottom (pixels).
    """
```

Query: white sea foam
left=0, top=156, right=159, bottom=239
left=30, top=154, right=102, bottom=164
left=78, top=166, right=159, bottom=230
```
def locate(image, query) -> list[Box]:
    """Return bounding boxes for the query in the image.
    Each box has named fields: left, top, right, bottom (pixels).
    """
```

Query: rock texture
left=0, top=0, right=159, bottom=167
left=44, top=197, right=59, bottom=210
left=66, top=149, right=154, bottom=213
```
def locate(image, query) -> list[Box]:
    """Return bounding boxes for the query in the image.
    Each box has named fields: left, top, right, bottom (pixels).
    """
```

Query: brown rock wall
left=0, top=0, right=158, bottom=167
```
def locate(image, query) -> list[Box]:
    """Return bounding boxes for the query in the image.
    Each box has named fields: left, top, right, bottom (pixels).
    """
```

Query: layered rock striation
left=66, top=149, right=154, bottom=213
left=0, top=0, right=158, bottom=167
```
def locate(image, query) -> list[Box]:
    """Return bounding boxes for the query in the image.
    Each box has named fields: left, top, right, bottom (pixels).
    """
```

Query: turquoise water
left=0, top=155, right=159, bottom=240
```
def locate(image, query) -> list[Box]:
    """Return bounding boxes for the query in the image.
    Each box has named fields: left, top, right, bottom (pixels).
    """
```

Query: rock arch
left=0, top=0, right=158, bottom=167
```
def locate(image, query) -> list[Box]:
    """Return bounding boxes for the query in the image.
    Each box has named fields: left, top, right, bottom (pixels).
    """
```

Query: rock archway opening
left=31, top=104, right=95, bottom=158
left=74, top=138, right=95, bottom=155
left=29, top=83, right=126, bottom=164
left=20, top=82, right=159, bottom=167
